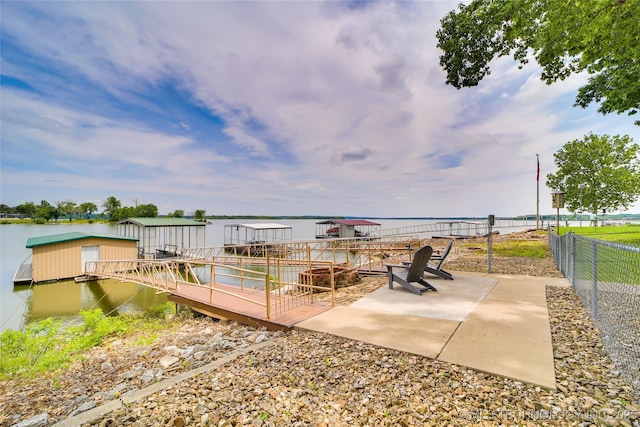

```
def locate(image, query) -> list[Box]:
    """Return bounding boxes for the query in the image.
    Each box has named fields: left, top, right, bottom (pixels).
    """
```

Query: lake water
left=1, top=218, right=533, bottom=332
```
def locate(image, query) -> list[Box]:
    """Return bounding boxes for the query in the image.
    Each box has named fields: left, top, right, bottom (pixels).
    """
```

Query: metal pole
left=487, top=215, right=494, bottom=273
left=579, top=184, right=584, bottom=227
left=591, top=241, right=598, bottom=318
left=536, top=154, right=540, bottom=229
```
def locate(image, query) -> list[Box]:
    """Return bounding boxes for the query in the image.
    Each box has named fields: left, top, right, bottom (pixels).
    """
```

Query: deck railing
left=85, top=255, right=337, bottom=319
left=87, top=236, right=457, bottom=320
left=182, top=237, right=427, bottom=272
left=370, top=219, right=537, bottom=239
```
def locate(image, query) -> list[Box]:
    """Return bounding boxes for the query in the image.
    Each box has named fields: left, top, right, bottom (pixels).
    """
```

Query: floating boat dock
left=88, top=257, right=337, bottom=331
left=12, top=262, right=32, bottom=285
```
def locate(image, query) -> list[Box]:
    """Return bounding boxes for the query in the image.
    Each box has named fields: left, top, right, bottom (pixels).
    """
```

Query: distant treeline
left=205, top=214, right=640, bottom=221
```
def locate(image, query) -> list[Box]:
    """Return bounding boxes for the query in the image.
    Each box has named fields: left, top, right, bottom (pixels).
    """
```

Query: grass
left=489, top=239, right=550, bottom=258
left=556, top=224, right=640, bottom=246
left=554, top=224, right=640, bottom=285
left=457, top=230, right=551, bottom=258
left=0, top=302, right=179, bottom=381
left=460, top=225, right=640, bottom=259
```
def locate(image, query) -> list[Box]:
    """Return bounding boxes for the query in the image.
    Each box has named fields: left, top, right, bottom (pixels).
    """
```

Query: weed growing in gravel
left=0, top=302, right=177, bottom=380
left=459, top=239, right=550, bottom=258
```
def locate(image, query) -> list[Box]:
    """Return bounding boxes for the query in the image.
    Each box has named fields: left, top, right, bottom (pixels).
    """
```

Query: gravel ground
left=1, top=231, right=639, bottom=427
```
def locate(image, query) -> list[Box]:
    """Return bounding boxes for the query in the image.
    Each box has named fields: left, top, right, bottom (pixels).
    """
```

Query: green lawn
left=556, top=224, right=640, bottom=285
left=556, top=224, right=640, bottom=246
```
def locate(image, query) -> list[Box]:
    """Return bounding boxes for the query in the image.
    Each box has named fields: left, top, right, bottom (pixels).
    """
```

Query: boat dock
left=371, top=219, right=537, bottom=239
left=167, top=282, right=332, bottom=331
left=88, top=257, right=336, bottom=331
left=12, top=262, right=32, bottom=285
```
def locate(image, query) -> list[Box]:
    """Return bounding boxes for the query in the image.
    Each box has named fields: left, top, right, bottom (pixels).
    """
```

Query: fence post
left=591, top=240, right=598, bottom=317
left=487, top=215, right=494, bottom=273
left=564, top=233, right=569, bottom=277
left=570, top=232, right=575, bottom=285
left=558, top=233, right=563, bottom=274
left=265, top=251, right=271, bottom=319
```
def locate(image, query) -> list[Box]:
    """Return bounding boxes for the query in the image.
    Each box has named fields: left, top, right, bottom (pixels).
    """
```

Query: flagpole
left=536, top=154, right=540, bottom=229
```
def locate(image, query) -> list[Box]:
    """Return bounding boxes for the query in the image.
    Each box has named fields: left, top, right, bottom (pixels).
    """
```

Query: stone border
left=51, top=340, right=275, bottom=427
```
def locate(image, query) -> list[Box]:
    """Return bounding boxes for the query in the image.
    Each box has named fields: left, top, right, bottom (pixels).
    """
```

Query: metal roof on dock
left=26, top=232, right=138, bottom=248
left=315, top=219, right=380, bottom=226
left=117, top=217, right=207, bottom=227
left=226, top=223, right=292, bottom=230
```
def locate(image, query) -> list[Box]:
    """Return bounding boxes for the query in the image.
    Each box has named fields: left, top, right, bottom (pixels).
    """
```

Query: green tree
left=16, top=202, right=37, bottom=219
left=102, top=196, right=121, bottom=219
left=193, top=209, right=206, bottom=221
left=57, top=200, right=76, bottom=222
left=109, top=207, right=133, bottom=222
left=0, top=204, right=14, bottom=216
left=167, top=210, right=184, bottom=218
left=436, top=0, right=640, bottom=124
left=134, top=204, right=158, bottom=218
left=37, top=200, right=56, bottom=222
left=546, top=134, right=640, bottom=217
left=78, top=202, right=98, bottom=219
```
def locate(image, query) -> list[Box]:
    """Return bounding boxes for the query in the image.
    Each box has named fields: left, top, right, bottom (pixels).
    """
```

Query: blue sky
left=1, top=1, right=638, bottom=217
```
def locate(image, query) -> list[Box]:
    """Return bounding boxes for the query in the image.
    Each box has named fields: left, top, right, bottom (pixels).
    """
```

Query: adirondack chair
left=425, top=240, right=454, bottom=280
left=403, top=240, right=455, bottom=280
left=386, top=245, right=437, bottom=295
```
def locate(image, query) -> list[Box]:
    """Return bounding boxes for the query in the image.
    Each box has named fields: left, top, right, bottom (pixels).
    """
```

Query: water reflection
left=13, top=279, right=168, bottom=326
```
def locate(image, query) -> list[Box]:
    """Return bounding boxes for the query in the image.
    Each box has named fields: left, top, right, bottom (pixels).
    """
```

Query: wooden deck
left=166, top=282, right=333, bottom=331
left=12, top=263, right=33, bottom=285
left=98, top=269, right=334, bottom=331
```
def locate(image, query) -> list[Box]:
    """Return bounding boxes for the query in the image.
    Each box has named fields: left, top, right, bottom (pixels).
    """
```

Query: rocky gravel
left=2, top=231, right=639, bottom=427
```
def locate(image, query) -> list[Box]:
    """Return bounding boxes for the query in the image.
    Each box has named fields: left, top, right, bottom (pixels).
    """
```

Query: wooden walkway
left=102, top=271, right=333, bottom=331
left=168, top=282, right=333, bottom=331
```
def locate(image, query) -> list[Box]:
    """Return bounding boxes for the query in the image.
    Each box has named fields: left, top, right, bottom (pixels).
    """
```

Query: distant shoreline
left=2, top=213, right=639, bottom=225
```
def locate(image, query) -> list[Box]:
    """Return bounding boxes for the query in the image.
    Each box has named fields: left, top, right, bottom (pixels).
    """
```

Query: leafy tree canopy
left=102, top=196, right=121, bottom=217
left=56, top=200, right=76, bottom=222
left=16, top=202, right=37, bottom=219
left=546, top=133, right=640, bottom=215
left=109, top=203, right=159, bottom=222
left=78, top=202, right=98, bottom=219
left=193, top=209, right=207, bottom=221
left=436, top=0, right=640, bottom=124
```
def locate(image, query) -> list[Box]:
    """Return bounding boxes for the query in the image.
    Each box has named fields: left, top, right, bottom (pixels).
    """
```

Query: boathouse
left=224, top=223, right=292, bottom=246
left=116, top=217, right=207, bottom=259
left=315, top=219, right=380, bottom=239
left=18, top=232, right=138, bottom=284
left=223, top=223, right=292, bottom=256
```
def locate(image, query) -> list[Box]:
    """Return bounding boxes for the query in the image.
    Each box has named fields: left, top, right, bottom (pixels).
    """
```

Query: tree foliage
left=78, top=202, right=98, bottom=219
left=102, top=196, right=121, bottom=218
left=16, top=202, right=37, bottom=219
left=109, top=203, right=159, bottom=222
left=193, top=209, right=207, bottom=221
left=167, top=210, right=184, bottom=218
left=546, top=134, right=640, bottom=215
left=436, top=0, right=640, bottom=124
left=37, top=200, right=56, bottom=222
left=57, top=200, right=76, bottom=222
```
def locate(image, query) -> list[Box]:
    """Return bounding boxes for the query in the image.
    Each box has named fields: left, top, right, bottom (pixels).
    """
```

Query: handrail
left=85, top=256, right=337, bottom=320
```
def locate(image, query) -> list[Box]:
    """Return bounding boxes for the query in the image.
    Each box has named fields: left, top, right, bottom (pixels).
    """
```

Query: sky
left=1, top=1, right=638, bottom=218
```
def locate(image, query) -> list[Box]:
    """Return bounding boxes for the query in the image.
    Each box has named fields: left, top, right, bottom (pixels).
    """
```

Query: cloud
left=1, top=1, right=638, bottom=217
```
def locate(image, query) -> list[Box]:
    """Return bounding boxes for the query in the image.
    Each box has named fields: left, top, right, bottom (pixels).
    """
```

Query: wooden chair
left=386, top=245, right=437, bottom=295
left=425, top=240, right=454, bottom=280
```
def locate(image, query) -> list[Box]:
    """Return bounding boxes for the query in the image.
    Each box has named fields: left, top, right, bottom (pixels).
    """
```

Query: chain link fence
left=549, top=230, right=640, bottom=398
